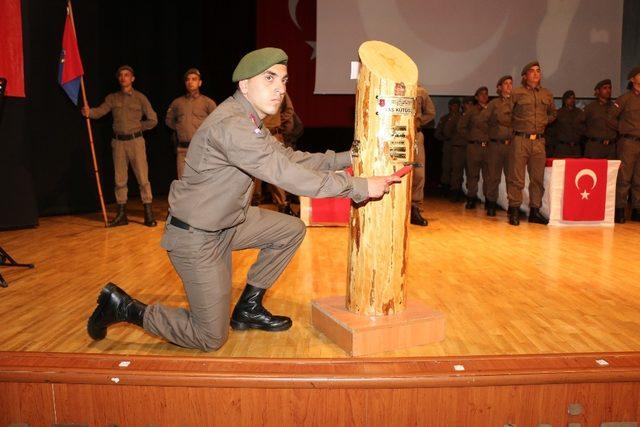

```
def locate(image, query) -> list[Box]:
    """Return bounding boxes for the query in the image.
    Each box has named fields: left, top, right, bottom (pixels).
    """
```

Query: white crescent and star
left=574, top=168, right=597, bottom=200
left=289, top=0, right=316, bottom=60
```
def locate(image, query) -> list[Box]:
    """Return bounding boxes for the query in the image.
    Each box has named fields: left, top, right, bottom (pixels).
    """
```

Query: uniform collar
left=120, top=88, right=134, bottom=96
left=524, top=84, right=541, bottom=92
left=186, top=91, right=201, bottom=99
left=233, top=90, right=264, bottom=130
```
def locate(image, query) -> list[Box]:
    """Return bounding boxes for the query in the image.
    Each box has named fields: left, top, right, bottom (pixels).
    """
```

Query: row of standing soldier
left=82, top=66, right=303, bottom=227
left=436, top=63, right=640, bottom=225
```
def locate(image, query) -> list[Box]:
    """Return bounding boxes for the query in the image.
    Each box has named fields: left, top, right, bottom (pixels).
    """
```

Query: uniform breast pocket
left=193, top=111, right=207, bottom=121
left=112, top=101, right=124, bottom=114
left=175, top=113, right=185, bottom=124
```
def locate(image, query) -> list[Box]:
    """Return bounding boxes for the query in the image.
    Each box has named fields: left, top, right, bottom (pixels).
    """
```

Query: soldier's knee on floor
left=195, top=329, right=228, bottom=352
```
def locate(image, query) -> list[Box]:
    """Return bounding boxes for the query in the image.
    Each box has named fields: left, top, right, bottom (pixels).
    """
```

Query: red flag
left=562, top=159, right=608, bottom=221
left=58, top=3, right=84, bottom=105
left=0, top=0, right=25, bottom=97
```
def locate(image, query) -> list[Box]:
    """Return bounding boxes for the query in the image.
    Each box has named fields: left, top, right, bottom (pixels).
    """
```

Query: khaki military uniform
left=165, top=93, right=217, bottom=178
left=89, top=90, right=157, bottom=204
left=435, top=113, right=453, bottom=186
left=254, top=93, right=296, bottom=207
left=143, top=91, right=367, bottom=351
left=505, top=85, right=557, bottom=208
left=548, top=106, right=585, bottom=158
left=584, top=99, right=618, bottom=159
left=413, top=85, right=436, bottom=205
left=447, top=112, right=465, bottom=194
left=459, top=104, right=490, bottom=200
left=485, top=96, right=512, bottom=203
left=611, top=89, right=640, bottom=208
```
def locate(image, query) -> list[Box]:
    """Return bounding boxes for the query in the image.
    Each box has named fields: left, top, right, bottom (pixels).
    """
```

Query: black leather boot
left=87, top=282, right=147, bottom=340
left=143, top=203, right=157, bottom=227
left=465, top=197, right=476, bottom=209
left=107, top=204, right=128, bottom=227
left=615, top=207, right=626, bottom=224
left=486, top=201, right=497, bottom=217
left=230, top=284, right=292, bottom=332
left=528, top=207, right=549, bottom=225
left=449, top=190, right=461, bottom=203
left=631, top=209, right=640, bottom=222
left=508, top=207, right=520, bottom=226
left=410, top=205, right=428, bottom=226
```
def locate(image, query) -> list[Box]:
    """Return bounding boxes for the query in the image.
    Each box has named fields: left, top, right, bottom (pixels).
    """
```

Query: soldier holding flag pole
left=58, top=0, right=108, bottom=226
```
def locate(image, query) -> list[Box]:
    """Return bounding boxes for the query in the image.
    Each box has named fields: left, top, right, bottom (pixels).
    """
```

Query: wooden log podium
left=312, top=41, right=445, bottom=356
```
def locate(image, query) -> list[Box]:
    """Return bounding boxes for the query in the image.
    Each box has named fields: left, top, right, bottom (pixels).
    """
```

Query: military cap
left=184, top=68, right=201, bottom=80
left=232, top=47, right=288, bottom=82
left=462, top=96, right=476, bottom=104
left=116, top=65, right=134, bottom=77
left=628, top=66, right=640, bottom=80
left=562, top=90, right=575, bottom=101
left=474, top=86, right=488, bottom=96
left=497, top=75, right=512, bottom=86
left=448, top=97, right=461, bottom=106
left=594, top=79, right=611, bottom=91
left=521, top=61, right=540, bottom=76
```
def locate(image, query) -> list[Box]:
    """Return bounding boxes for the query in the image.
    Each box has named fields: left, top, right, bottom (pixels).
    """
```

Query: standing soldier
left=485, top=75, right=513, bottom=217
left=458, top=87, right=490, bottom=209
left=166, top=68, right=217, bottom=179
left=449, top=97, right=475, bottom=202
left=436, top=98, right=461, bottom=196
left=411, top=83, right=436, bottom=226
left=548, top=90, right=585, bottom=158
left=260, top=92, right=297, bottom=216
left=86, top=48, right=400, bottom=351
left=612, top=66, right=640, bottom=223
left=505, top=61, right=557, bottom=226
left=584, top=79, right=617, bottom=160
left=82, top=65, right=158, bottom=227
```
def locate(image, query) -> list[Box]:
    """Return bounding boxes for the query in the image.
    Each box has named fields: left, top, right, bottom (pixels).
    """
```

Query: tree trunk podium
left=311, top=41, right=445, bottom=356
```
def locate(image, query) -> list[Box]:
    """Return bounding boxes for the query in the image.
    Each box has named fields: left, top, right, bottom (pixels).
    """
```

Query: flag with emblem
left=58, top=3, right=84, bottom=105
left=562, top=159, right=608, bottom=221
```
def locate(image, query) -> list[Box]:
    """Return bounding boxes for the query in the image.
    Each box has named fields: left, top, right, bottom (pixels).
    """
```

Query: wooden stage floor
left=1, top=197, right=640, bottom=359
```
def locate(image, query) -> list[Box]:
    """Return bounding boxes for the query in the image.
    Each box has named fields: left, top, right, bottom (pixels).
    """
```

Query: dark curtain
left=1, top=0, right=256, bottom=228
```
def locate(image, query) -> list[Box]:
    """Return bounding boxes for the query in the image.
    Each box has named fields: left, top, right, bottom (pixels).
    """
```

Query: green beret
left=184, top=68, right=201, bottom=80
left=594, top=79, right=611, bottom=91
left=497, top=75, right=512, bottom=86
left=562, top=90, right=575, bottom=101
left=521, top=61, right=540, bottom=76
left=116, top=65, right=134, bottom=77
left=462, top=96, right=476, bottom=104
left=232, top=48, right=288, bottom=82
left=628, top=66, right=640, bottom=80
left=448, top=97, right=461, bottom=106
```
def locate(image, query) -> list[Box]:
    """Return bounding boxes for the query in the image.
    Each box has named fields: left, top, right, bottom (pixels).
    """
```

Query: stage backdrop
left=316, top=0, right=624, bottom=97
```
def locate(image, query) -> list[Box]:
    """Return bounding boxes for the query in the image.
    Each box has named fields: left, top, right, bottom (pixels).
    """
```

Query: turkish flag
left=562, top=159, right=608, bottom=221
left=0, top=0, right=25, bottom=97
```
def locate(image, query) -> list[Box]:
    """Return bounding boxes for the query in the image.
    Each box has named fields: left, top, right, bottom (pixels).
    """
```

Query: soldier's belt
left=490, top=139, right=511, bottom=145
left=168, top=215, right=210, bottom=233
left=177, top=141, right=190, bottom=148
left=589, top=138, right=614, bottom=145
left=620, top=134, right=640, bottom=142
left=113, top=131, right=143, bottom=141
left=513, top=131, right=544, bottom=140
left=468, top=140, right=488, bottom=147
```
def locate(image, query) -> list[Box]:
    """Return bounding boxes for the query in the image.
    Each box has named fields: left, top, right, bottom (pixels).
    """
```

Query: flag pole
left=67, top=0, right=108, bottom=226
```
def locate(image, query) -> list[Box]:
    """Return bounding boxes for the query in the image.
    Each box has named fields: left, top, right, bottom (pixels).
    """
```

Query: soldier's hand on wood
left=367, top=175, right=401, bottom=198
left=81, top=106, right=90, bottom=117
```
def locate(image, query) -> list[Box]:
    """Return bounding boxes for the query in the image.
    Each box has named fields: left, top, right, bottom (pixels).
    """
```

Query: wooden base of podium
left=311, top=296, right=445, bottom=356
